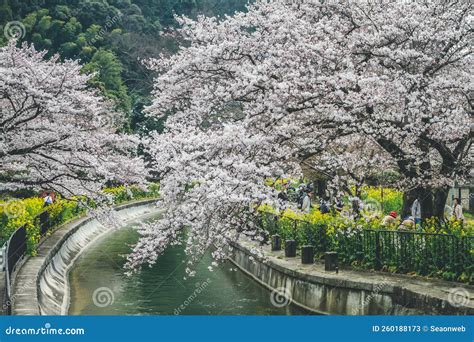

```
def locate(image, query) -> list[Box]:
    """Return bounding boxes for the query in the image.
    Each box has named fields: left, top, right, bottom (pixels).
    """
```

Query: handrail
left=2, top=211, right=46, bottom=315
left=1, top=197, right=160, bottom=315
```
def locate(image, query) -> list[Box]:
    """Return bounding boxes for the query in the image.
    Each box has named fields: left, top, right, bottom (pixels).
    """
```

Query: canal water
left=68, top=218, right=310, bottom=315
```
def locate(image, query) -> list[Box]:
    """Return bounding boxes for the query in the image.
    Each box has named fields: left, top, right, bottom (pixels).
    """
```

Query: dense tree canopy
left=125, top=0, right=473, bottom=273
left=0, top=0, right=249, bottom=130
left=0, top=41, right=146, bottom=197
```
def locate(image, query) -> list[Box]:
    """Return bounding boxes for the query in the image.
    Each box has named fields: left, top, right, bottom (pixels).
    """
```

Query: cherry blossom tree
left=0, top=41, right=146, bottom=197
left=127, top=0, right=472, bottom=273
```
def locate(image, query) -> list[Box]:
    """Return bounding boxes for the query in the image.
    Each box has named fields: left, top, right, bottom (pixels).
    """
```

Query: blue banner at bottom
left=0, top=316, right=471, bottom=342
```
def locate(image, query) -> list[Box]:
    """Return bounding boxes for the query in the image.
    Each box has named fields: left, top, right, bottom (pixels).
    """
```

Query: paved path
left=0, top=270, right=6, bottom=315
left=7, top=199, right=158, bottom=315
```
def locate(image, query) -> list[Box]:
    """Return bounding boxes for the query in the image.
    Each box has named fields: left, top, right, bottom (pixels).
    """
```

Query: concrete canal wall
left=229, top=239, right=474, bottom=315
left=11, top=200, right=160, bottom=315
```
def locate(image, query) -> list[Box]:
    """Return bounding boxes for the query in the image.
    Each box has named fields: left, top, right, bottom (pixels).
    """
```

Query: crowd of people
left=277, top=182, right=354, bottom=216
left=277, top=182, right=465, bottom=229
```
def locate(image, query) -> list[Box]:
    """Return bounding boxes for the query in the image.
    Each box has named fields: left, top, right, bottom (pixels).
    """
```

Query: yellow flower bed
left=0, top=183, right=160, bottom=255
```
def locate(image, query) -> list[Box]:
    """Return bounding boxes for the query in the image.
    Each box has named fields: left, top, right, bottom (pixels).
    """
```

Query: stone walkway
left=0, top=269, right=6, bottom=315
left=11, top=216, right=91, bottom=315
left=6, top=199, right=159, bottom=316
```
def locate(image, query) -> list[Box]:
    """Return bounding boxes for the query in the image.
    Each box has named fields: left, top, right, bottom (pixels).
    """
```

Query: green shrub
left=0, top=183, right=160, bottom=255
left=260, top=208, right=473, bottom=283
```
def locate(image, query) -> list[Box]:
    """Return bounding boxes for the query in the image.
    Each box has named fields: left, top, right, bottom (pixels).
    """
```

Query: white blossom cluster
left=125, top=1, right=471, bottom=273
left=0, top=41, right=147, bottom=198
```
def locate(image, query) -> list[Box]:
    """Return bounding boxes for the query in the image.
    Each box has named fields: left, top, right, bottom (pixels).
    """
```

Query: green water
left=68, top=222, right=310, bottom=315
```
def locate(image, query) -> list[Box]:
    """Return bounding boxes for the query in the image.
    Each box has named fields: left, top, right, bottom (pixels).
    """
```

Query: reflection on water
left=69, top=222, right=311, bottom=315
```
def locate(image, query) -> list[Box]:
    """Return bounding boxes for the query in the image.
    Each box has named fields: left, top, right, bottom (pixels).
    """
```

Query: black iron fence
left=2, top=211, right=50, bottom=315
left=258, top=212, right=473, bottom=282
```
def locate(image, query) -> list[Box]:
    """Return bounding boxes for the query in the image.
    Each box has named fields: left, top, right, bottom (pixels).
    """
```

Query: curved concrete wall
left=11, top=200, right=160, bottom=315
left=229, top=241, right=474, bottom=315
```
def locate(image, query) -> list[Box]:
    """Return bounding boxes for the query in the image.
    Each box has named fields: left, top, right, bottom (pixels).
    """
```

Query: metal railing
left=0, top=195, right=160, bottom=315
left=2, top=211, right=50, bottom=315
left=258, top=212, right=473, bottom=280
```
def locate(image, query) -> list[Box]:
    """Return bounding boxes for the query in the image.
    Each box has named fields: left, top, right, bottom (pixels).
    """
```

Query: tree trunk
left=402, top=186, right=448, bottom=220
left=433, top=187, right=450, bottom=219
left=315, top=180, right=327, bottom=199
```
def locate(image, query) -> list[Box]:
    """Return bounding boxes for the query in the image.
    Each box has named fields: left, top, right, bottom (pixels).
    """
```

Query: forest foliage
left=0, top=0, right=249, bottom=132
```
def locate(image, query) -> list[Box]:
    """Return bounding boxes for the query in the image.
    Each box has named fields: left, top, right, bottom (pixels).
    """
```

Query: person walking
left=451, top=198, right=464, bottom=222
left=277, top=184, right=289, bottom=210
left=411, top=198, right=421, bottom=227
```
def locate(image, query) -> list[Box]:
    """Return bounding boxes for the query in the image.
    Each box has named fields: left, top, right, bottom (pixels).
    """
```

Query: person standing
left=411, top=198, right=421, bottom=227
left=319, top=197, right=330, bottom=214
left=334, top=197, right=344, bottom=212
left=301, top=190, right=312, bottom=213
left=43, top=193, right=53, bottom=207
left=351, top=196, right=361, bottom=219
left=278, top=184, right=289, bottom=202
left=451, top=198, right=464, bottom=222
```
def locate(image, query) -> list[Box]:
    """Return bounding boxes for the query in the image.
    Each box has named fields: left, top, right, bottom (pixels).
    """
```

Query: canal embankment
left=10, top=199, right=160, bottom=315
left=229, top=238, right=474, bottom=315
